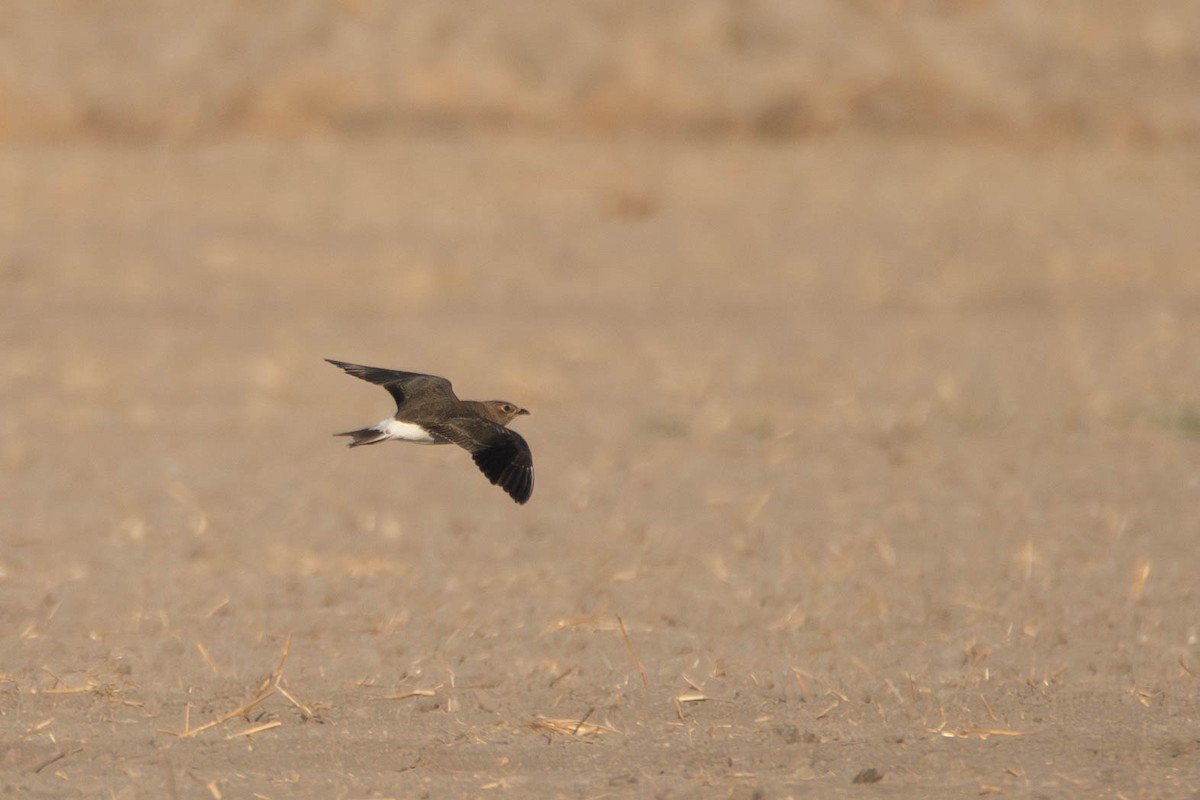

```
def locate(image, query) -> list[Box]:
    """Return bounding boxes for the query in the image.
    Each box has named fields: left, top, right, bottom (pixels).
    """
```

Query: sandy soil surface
left=3, top=4, right=1200, bottom=799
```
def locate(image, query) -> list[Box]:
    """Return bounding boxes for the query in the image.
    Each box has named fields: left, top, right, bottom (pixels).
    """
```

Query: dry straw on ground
left=161, top=635, right=319, bottom=740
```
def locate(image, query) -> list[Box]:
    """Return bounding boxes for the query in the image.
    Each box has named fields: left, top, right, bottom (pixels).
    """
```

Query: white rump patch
left=381, top=418, right=438, bottom=443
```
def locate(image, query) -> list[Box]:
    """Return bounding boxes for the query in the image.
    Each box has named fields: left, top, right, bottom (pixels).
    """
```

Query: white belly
left=382, top=418, right=439, bottom=443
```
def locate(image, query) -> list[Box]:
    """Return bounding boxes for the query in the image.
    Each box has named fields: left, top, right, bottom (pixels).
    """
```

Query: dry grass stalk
left=382, top=688, right=438, bottom=700
left=1017, top=539, right=1035, bottom=580
left=32, top=747, right=81, bottom=774
left=850, top=656, right=876, bottom=680
left=266, top=633, right=293, bottom=688
left=195, top=642, right=220, bottom=675
left=617, top=616, right=648, bottom=690
left=275, top=682, right=316, bottom=720
left=548, top=667, right=575, bottom=687
left=226, top=720, right=282, bottom=739
left=38, top=668, right=78, bottom=693
left=23, top=718, right=54, bottom=738
left=815, top=699, right=840, bottom=720
left=1129, top=560, right=1151, bottom=600
left=164, top=634, right=298, bottom=738
left=550, top=614, right=610, bottom=631
left=39, top=674, right=143, bottom=708
left=768, top=604, right=808, bottom=631
left=572, top=707, right=595, bottom=735
left=789, top=668, right=850, bottom=709
left=978, top=693, right=998, bottom=721
left=168, top=688, right=275, bottom=739
left=791, top=668, right=812, bottom=701
left=939, top=727, right=1025, bottom=740
left=532, top=715, right=609, bottom=737
left=549, top=613, right=648, bottom=689
left=672, top=691, right=707, bottom=721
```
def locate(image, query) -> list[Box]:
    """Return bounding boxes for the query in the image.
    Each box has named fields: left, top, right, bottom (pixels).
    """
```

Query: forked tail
left=334, top=425, right=390, bottom=447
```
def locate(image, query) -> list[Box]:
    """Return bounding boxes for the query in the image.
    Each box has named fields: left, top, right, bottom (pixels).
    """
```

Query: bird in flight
left=326, top=359, right=534, bottom=504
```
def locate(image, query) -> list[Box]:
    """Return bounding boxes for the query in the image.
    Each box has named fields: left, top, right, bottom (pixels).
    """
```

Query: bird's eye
left=503, top=404, right=514, bottom=413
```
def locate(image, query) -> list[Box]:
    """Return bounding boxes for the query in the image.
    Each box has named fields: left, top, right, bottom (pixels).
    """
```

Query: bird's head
left=484, top=401, right=530, bottom=426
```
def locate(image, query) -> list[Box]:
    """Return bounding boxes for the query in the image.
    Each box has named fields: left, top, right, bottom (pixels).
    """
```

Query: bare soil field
left=2, top=4, right=1200, bottom=798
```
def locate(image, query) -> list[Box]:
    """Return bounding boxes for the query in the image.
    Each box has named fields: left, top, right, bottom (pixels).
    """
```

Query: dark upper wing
left=427, top=417, right=534, bottom=505
left=326, top=359, right=456, bottom=408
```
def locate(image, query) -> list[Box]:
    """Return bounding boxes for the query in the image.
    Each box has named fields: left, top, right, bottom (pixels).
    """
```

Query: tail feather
left=334, top=426, right=390, bottom=447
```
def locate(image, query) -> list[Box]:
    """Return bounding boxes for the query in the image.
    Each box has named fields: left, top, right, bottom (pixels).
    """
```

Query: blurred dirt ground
left=2, top=3, right=1200, bottom=798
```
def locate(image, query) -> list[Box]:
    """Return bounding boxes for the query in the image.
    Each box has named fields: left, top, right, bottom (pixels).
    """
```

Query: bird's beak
left=518, top=408, right=530, bottom=416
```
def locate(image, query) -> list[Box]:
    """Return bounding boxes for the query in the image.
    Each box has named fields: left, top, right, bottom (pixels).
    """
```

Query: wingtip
left=503, top=467, right=534, bottom=504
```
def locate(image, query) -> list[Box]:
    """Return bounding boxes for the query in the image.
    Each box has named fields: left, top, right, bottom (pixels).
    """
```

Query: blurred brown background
left=2, top=1, right=1198, bottom=143
left=2, top=3, right=1199, bottom=798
